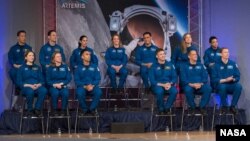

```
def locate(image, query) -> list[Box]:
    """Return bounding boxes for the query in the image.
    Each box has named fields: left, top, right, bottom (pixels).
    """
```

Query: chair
left=149, top=94, right=176, bottom=132
left=46, top=96, right=71, bottom=134
left=19, top=97, right=45, bottom=134
left=74, top=98, right=100, bottom=133
left=180, top=94, right=206, bottom=131
left=106, top=76, right=129, bottom=111
left=211, top=94, right=235, bottom=130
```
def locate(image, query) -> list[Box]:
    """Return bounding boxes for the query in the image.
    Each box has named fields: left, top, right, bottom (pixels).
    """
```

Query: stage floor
left=0, top=131, right=215, bottom=141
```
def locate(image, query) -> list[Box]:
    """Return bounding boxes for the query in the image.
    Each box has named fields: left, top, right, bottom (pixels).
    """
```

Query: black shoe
left=110, top=88, right=117, bottom=95
left=89, top=110, right=98, bottom=116
left=51, top=109, right=59, bottom=116
left=230, top=106, right=238, bottom=115
left=157, top=111, right=165, bottom=115
left=34, top=109, right=43, bottom=117
left=11, top=106, right=18, bottom=112
left=117, top=88, right=124, bottom=94
left=145, top=88, right=151, bottom=94
left=78, top=109, right=87, bottom=116
left=60, top=110, right=68, bottom=116
left=164, top=108, right=171, bottom=115
left=199, top=108, right=207, bottom=115
left=189, top=108, right=195, bottom=116
left=219, top=106, right=227, bottom=115
left=25, top=110, right=34, bottom=117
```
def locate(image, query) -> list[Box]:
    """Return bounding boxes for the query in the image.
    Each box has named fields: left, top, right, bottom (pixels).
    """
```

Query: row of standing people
left=8, top=30, right=242, bottom=116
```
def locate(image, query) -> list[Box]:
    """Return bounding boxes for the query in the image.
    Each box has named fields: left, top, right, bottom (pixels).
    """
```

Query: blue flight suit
left=74, top=63, right=102, bottom=112
left=16, top=64, right=47, bottom=111
left=171, top=45, right=201, bottom=74
left=105, top=47, right=128, bottom=88
left=39, top=43, right=66, bottom=74
left=211, top=59, right=242, bottom=107
left=70, top=46, right=98, bottom=70
left=149, top=61, right=178, bottom=112
left=8, top=43, right=32, bottom=85
left=203, top=46, right=221, bottom=74
left=46, top=64, right=72, bottom=110
left=180, top=62, right=211, bottom=109
left=135, top=44, right=158, bottom=88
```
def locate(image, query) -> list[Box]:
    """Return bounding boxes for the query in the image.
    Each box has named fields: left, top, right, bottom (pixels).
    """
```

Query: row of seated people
left=8, top=30, right=242, bottom=117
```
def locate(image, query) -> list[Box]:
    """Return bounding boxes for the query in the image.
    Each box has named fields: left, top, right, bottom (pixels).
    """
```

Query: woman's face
left=112, top=35, right=120, bottom=47
left=25, top=52, right=35, bottom=63
left=54, top=53, right=62, bottom=64
left=80, top=37, right=88, bottom=47
left=184, top=34, right=192, bottom=44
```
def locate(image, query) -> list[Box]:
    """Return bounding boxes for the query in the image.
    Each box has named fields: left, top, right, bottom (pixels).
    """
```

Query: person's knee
left=76, top=88, right=85, bottom=97
left=108, top=68, right=116, bottom=76
left=184, top=86, right=193, bottom=94
left=50, top=88, right=59, bottom=96
left=235, top=83, right=242, bottom=91
left=61, top=89, right=69, bottom=98
left=94, top=87, right=102, bottom=97
left=39, top=87, right=47, bottom=95
left=120, top=68, right=128, bottom=76
left=218, top=84, right=227, bottom=91
left=169, top=87, right=178, bottom=96
left=23, top=88, right=34, bottom=96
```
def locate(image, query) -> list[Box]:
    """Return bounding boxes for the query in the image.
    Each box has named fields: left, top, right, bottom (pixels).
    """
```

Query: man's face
left=188, top=50, right=198, bottom=62
left=221, top=49, right=229, bottom=59
left=18, top=32, right=26, bottom=44
left=210, top=39, right=218, bottom=48
left=48, top=32, right=57, bottom=42
left=143, top=34, right=152, bottom=46
left=81, top=51, right=91, bottom=62
left=156, top=51, right=166, bottom=62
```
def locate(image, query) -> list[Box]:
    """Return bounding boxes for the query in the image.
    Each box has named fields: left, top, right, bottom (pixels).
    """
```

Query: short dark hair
left=156, top=48, right=164, bottom=55
left=47, top=30, right=56, bottom=36
left=188, top=49, right=197, bottom=55
left=17, top=30, right=26, bottom=36
left=80, top=49, right=91, bottom=57
left=143, top=32, right=151, bottom=37
left=209, top=36, right=217, bottom=43
left=78, top=35, right=88, bottom=47
left=220, top=47, right=228, bottom=53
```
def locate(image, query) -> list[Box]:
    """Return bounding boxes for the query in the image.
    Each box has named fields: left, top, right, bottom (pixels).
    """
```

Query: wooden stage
left=0, top=131, right=215, bottom=141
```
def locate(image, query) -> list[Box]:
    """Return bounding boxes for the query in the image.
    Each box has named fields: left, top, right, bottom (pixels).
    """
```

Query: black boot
left=34, top=109, right=43, bottom=117
left=230, top=106, right=238, bottom=115
left=199, top=107, right=207, bottom=115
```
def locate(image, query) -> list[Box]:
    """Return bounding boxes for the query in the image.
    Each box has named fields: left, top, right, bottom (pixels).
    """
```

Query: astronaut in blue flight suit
left=8, top=30, right=32, bottom=86
left=211, top=48, right=242, bottom=115
left=39, top=30, right=66, bottom=75
left=171, top=33, right=201, bottom=75
left=74, top=49, right=102, bottom=115
left=105, top=34, right=128, bottom=93
left=149, top=49, right=178, bottom=115
left=46, top=52, right=72, bottom=116
left=203, top=36, right=221, bottom=74
left=180, top=49, right=211, bottom=115
left=16, top=51, right=47, bottom=116
left=135, top=32, right=158, bottom=91
left=70, top=35, right=98, bottom=70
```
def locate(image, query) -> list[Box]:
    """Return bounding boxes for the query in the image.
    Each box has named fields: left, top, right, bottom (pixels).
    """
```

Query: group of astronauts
left=8, top=30, right=242, bottom=117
